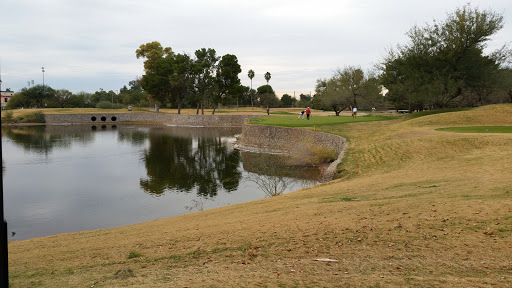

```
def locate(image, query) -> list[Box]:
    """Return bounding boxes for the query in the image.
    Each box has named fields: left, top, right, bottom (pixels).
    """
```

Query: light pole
left=42, top=67, right=45, bottom=108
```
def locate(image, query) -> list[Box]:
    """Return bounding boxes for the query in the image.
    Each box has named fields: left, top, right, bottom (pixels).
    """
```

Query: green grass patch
left=127, top=251, right=142, bottom=259
left=249, top=114, right=396, bottom=128
left=269, top=111, right=296, bottom=115
left=435, top=126, right=512, bottom=133
left=215, top=110, right=295, bottom=115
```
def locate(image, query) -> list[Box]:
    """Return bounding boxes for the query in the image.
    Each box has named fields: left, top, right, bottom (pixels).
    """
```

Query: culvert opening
left=101, top=116, right=107, bottom=121
left=91, top=116, right=97, bottom=121
left=111, top=116, right=117, bottom=121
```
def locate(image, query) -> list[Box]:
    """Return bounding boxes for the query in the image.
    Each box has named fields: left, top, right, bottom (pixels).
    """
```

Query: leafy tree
left=193, top=48, right=219, bottom=114
left=496, top=68, right=512, bottom=103
left=280, top=93, right=294, bottom=107
left=136, top=41, right=173, bottom=72
left=68, top=91, right=92, bottom=108
left=314, top=67, right=382, bottom=114
left=296, top=93, right=312, bottom=108
left=257, top=85, right=279, bottom=112
left=169, top=53, right=194, bottom=114
left=136, top=42, right=174, bottom=111
left=6, top=92, right=29, bottom=109
left=299, top=93, right=312, bottom=102
left=118, top=79, right=148, bottom=107
left=7, top=85, right=55, bottom=108
left=53, top=89, right=73, bottom=108
left=136, top=42, right=244, bottom=112
left=247, top=69, right=255, bottom=109
left=214, top=54, right=241, bottom=114
left=237, top=85, right=252, bottom=106
left=313, top=78, right=350, bottom=115
left=90, top=89, right=117, bottom=107
left=380, top=4, right=508, bottom=109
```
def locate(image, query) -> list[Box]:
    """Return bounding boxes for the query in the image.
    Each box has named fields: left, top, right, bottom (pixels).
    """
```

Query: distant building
left=1, top=91, right=14, bottom=109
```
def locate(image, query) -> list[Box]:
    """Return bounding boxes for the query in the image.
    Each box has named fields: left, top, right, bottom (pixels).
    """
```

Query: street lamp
left=41, top=67, right=46, bottom=108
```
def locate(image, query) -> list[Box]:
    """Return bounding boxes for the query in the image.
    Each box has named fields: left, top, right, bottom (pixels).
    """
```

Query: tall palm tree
left=264, top=72, right=271, bottom=84
left=264, top=72, right=271, bottom=115
left=248, top=69, right=255, bottom=110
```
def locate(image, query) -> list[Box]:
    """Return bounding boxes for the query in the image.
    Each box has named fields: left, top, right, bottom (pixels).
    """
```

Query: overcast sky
left=1, top=0, right=511, bottom=97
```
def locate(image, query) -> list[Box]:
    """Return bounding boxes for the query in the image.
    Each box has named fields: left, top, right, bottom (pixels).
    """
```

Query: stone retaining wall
left=44, top=113, right=267, bottom=127
left=239, top=125, right=346, bottom=154
left=239, top=125, right=347, bottom=181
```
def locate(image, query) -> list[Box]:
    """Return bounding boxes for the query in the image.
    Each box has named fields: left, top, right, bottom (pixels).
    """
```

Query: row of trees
left=8, top=5, right=509, bottom=112
left=379, top=4, right=512, bottom=110
left=136, top=42, right=290, bottom=114
left=313, top=4, right=511, bottom=113
left=6, top=80, right=149, bottom=109
left=6, top=43, right=293, bottom=111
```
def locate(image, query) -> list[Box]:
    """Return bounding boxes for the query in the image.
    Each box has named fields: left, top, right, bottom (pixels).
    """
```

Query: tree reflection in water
left=2, top=125, right=322, bottom=240
left=241, top=152, right=322, bottom=197
left=139, top=128, right=242, bottom=197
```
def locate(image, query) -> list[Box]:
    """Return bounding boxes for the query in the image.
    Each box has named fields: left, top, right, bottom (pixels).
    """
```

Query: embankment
left=44, top=113, right=346, bottom=181
left=238, top=124, right=347, bottom=181
left=44, top=113, right=267, bottom=127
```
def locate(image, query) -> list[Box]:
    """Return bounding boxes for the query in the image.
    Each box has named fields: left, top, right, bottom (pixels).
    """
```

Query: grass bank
left=436, top=126, right=512, bottom=133
left=249, top=113, right=397, bottom=127
left=7, top=104, right=512, bottom=287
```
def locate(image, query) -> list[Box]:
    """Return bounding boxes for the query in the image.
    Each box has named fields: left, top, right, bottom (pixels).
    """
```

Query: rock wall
left=239, top=125, right=346, bottom=154
left=239, top=125, right=347, bottom=182
left=44, top=113, right=267, bottom=127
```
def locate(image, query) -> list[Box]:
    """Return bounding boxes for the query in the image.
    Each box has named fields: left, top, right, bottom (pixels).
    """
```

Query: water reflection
left=2, top=125, right=94, bottom=156
left=1, top=125, right=320, bottom=240
left=139, top=128, right=242, bottom=197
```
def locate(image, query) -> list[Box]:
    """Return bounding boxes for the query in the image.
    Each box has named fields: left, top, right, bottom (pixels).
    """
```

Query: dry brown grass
left=8, top=104, right=512, bottom=287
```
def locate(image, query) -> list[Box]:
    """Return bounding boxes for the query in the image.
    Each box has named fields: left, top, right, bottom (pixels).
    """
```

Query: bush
left=113, top=103, right=125, bottom=109
left=96, top=101, right=113, bottom=109
left=96, top=101, right=125, bottom=109
left=309, top=146, right=338, bottom=164
left=1, top=110, right=14, bottom=123
left=20, top=111, right=45, bottom=123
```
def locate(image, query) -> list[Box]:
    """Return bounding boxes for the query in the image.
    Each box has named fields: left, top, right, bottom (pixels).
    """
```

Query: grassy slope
left=8, top=104, right=512, bottom=287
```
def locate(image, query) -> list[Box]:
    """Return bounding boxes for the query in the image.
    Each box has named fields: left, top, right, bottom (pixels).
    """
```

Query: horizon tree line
left=6, top=5, right=511, bottom=112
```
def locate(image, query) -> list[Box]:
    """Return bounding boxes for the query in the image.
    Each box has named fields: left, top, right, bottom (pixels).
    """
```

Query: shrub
left=112, top=103, right=125, bottom=109
left=1, top=110, right=14, bottom=123
left=96, top=101, right=113, bottom=109
left=128, top=251, right=142, bottom=259
left=20, top=111, right=45, bottom=123
left=309, top=146, right=338, bottom=164
left=96, top=101, right=125, bottom=109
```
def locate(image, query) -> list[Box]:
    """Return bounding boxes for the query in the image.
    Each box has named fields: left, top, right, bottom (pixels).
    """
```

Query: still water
left=2, top=125, right=320, bottom=240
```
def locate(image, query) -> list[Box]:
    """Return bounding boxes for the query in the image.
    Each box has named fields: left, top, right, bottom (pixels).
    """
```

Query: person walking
left=352, top=106, right=357, bottom=119
left=306, top=107, right=311, bottom=120
left=298, top=110, right=305, bottom=119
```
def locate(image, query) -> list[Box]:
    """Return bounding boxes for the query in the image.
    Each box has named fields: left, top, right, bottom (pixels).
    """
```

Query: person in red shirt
left=306, top=107, right=311, bottom=120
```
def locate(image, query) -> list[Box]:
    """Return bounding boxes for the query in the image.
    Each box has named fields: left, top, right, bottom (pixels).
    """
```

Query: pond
left=1, top=125, right=321, bottom=240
